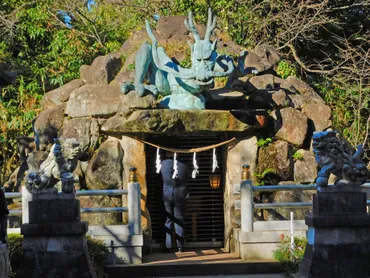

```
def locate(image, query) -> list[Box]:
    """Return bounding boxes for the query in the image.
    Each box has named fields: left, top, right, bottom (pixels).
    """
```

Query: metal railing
left=5, top=189, right=130, bottom=216
left=4, top=168, right=142, bottom=235
left=239, top=169, right=370, bottom=233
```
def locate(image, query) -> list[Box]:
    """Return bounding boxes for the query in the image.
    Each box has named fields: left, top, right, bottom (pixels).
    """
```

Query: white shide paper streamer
left=155, top=147, right=161, bottom=173
left=212, top=148, right=219, bottom=173
left=172, top=152, right=178, bottom=179
left=192, top=152, right=199, bottom=178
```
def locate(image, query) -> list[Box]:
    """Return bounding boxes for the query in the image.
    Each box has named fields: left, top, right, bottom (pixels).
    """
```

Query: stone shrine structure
left=21, top=139, right=97, bottom=277
left=298, top=131, right=370, bottom=278
left=5, top=8, right=334, bottom=256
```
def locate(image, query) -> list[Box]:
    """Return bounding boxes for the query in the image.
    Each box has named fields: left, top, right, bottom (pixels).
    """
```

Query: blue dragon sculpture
left=121, top=9, right=237, bottom=110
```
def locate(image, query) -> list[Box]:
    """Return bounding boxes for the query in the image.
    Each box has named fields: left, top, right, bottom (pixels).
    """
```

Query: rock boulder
left=269, top=188, right=315, bottom=220
left=156, top=16, right=188, bottom=40
left=86, top=137, right=124, bottom=190
left=84, top=55, right=121, bottom=85
left=302, top=103, right=332, bottom=131
left=41, top=79, right=84, bottom=110
left=65, top=84, right=123, bottom=118
left=271, top=108, right=308, bottom=147
left=34, top=104, right=65, bottom=132
left=257, top=140, right=292, bottom=180
left=293, top=149, right=317, bottom=183
left=60, top=117, right=100, bottom=159
left=286, top=76, right=324, bottom=103
left=121, top=91, right=156, bottom=109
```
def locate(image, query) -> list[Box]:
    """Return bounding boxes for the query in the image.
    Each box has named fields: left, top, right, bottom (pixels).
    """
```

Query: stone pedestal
left=297, top=186, right=370, bottom=278
left=0, top=244, right=10, bottom=278
left=21, top=194, right=97, bottom=278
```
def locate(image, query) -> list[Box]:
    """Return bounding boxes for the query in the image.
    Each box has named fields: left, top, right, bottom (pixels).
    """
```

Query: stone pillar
left=22, top=186, right=32, bottom=224
left=298, top=186, right=370, bottom=278
left=224, top=136, right=258, bottom=251
left=128, top=167, right=142, bottom=235
left=21, top=193, right=97, bottom=278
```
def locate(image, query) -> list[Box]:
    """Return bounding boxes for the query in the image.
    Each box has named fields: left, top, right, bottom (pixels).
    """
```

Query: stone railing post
left=240, top=165, right=254, bottom=232
left=128, top=167, right=141, bottom=235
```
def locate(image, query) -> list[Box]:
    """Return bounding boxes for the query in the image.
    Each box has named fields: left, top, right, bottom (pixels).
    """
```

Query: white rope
left=192, top=152, right=199, bottom=179
left=212, top=148, right=219, bottom=173
left=155, top=147, right=161, bottom=173
left=172, top=152, right=178, bottom=179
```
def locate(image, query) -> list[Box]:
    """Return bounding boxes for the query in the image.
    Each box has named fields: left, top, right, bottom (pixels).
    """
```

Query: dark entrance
left=145, top=135, right=225, bottom=248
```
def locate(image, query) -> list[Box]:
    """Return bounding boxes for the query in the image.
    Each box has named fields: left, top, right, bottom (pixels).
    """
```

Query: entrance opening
left=146, top=135, right=225, bottom=248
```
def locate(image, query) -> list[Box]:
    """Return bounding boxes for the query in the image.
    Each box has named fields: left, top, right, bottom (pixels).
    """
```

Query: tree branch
left=326, top=2, right=370, bottom=12
left=74, top=8, right=105, bottom=47
left=286, top=43, right=352, bottom=74
left=47, top=10, right=95, bottom=40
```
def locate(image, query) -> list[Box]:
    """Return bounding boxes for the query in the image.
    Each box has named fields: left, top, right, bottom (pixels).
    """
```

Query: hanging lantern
left=209, top=175, right=221, bottom=189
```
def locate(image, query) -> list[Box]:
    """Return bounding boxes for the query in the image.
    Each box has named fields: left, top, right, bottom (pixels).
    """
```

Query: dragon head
left=185, top=9, right=218, bottom=84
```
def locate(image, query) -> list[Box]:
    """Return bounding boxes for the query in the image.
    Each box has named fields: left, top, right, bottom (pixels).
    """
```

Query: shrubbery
left=7, top=234, right=109, bottom=278
left=272, top=234, right=307, bottom=275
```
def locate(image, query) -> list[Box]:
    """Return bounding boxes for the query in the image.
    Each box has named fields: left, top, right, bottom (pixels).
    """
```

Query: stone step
left=106, top=250, right=281, bottom=278
left=106, top=261, right=281, bottom=278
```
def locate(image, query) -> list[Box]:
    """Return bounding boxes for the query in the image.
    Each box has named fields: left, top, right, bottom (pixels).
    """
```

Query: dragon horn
left=205, top=8, right=217, bottom=42
left=184, top=11, right=200, bottom=41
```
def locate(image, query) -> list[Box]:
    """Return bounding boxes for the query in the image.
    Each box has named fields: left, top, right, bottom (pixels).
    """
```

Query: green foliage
left=87, top=237, right=110, bottom=278
left=7, top=234, right=23, bottom=278
left=253, top=168, right=278, bottom=186
left=0, top=0, right=144, bottom=185
left=313, top=79, right=370, bottom=149
left=293, top=151, right=304, bottom=161
left=128, top=63, right=136, bottom=70
left=179, top=56, right=192, bottom=69
left=273, top=234, right=307, bottom=275
left=7, top=234, right=110, bottom=278
left=257, top=137, right=273, bottom=147
left=276, top=60, right=298, bottom=79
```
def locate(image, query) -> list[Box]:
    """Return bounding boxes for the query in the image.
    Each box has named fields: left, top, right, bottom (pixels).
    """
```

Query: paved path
left=158, top=275, right=284, bottom=278
left=143, top=248, right=277, bottom=265
left=107, top=248, right=283, bottom=278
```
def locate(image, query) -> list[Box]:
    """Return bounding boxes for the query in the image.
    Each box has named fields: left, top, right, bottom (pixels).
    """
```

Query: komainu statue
left=121, top=9, right=236, bottom=110
left=26, top=138, right=80, bottom=194
left=312, top=131, right=369, bottom=188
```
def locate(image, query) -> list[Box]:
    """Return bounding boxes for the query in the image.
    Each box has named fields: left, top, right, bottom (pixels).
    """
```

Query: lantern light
left=209, top=175, right=221, bottom=189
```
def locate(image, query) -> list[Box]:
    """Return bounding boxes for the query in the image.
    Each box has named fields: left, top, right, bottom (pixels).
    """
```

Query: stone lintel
left=101, top=109, right=263, bottom=134
left=21, top=222, right=88, bottom=236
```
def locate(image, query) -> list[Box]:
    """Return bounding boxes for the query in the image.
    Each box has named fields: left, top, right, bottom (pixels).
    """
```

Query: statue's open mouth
left=194, top=78, right=214, bottom=86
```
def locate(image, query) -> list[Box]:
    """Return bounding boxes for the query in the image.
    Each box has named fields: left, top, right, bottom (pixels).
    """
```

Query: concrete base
left=88, top=225, right=143, bottom=264
left=8, top=224, right=144, bottom=265
left=297, top=191, right=370, bottom=278
left=235, top=221, right=307, bottom=260
left=0, top=244, right=9, bottom=278
left=21, top=195, right=98, bottom=277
